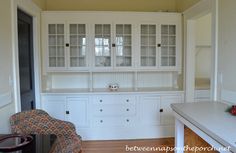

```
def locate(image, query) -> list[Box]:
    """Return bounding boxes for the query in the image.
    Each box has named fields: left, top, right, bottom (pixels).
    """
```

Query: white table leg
left=175, top=118, right=184, bottom=153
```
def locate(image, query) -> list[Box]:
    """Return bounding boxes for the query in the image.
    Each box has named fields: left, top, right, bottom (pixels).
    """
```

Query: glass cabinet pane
left=161, top=24, right=176, bottom=67
left=95, top=24, right=111, bottom=67
left=48, top=24, right=65, bottom=68
left=69, top=24, right=87, bottom=67
left=140, top=24, right=157, bottom=67
left=115, top=24, right=132, bottom=67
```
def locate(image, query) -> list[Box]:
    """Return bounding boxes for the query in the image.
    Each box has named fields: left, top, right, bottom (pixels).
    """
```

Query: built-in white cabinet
left=91, top=95, right=136, bottom=127
left=41, top=95, right=89, bottom=128
left=69, top=24, right=87, bottom=68
left=42, top=12, right=181, bottom=73
left=160, top=24, right=177, bottom=67
left=66, top=97, right=89, bottom=128
left=48, top=24, right=66, bottom=68
left=41, top=95, right=66, bottom=120
left=94, top=24, right=133, bottom=68
left=140, top=96, right=161, bottom=125
left=41, top=91, right=184, bottom=140
left=45, top=22, right=89, bottom=71
left=160, top=95, right=182, bottom=125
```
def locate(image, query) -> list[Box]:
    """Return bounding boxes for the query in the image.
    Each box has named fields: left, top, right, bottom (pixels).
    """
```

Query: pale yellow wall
left=45, top=0, right=177, bottom=12
left=0, top=0, right=15, bottom=133
left=32, top=0, right=46, bottom=9
left=218, top=0, right=236, bottom=91
left=176, top=0, right=200, bottom=12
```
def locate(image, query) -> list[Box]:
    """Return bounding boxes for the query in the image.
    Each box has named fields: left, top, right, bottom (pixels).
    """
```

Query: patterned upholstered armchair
left=10, top=109, right=82, bottom=153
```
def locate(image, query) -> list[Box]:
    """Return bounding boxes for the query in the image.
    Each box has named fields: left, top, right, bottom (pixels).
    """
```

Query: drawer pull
left=66, top=111, right=70, bottom=114
left=100, top=120, right=103, bottom=123
left=126, top=108, right=129, bottom=111
left=160, top=109, right=163, bottom=112
left=126, top=99, right=129, bottom=102
left=126, top=119, right=130, bottom=122
left=99, top=100, right=103, bottom=102
left=100, top=109, right=103, bottom=112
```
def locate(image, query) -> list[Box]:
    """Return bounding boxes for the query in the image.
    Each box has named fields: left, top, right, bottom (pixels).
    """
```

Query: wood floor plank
left=82, top=138, right=174, bottom=153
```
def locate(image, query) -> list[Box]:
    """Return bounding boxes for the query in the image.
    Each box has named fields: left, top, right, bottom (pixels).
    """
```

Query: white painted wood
left=41, top=92, right=184, bottom=140
left=66, top=97, right=89, bottom=128
left=11, top=0, right=42, bottom=111
left=172, top=102, right=235, bottom=153
left=0, top=91, right=12, bottom=108
left=41, top=96, right=66, bottom=120
left=42, top=11, right=182, bottom=72
left=160, top=95, right=182, bottom=125
left=194, top=89, right=211, bottom=102
left=185, top=20, right=196, bottom=103
left=139, top=96, right=161, bottom=125
left=175, top=119, right=184, bottom=153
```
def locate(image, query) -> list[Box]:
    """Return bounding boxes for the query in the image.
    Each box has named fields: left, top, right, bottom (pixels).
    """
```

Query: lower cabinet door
left=160, top=95, right=182, bottom=125
left=42, top=96, right=66, bottom=121
left=66, top=97, right=89, bottom=128
left=140, top=96, right=161, bottom=125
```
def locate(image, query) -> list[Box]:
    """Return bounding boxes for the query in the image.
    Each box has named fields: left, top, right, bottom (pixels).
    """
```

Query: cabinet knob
left=126, top=119, right=130, bottom=122
left=112, top=43, right=116, bottom=47
left=99, top=100, right=103, bottom=102
left=100, top=109, right=103, bottom=112
left=126, top=99, right=129, bottom=102
left=66, top=43, right=70, bottom=47
left=66, top=111, right=70, bottom=114
left=160, top=109, right=163, bottom=112
left=100, top=120, right=103, bottom=123
left=157, top=44, right=161, bottom=47
left=126, top=108, right=129, bottom=111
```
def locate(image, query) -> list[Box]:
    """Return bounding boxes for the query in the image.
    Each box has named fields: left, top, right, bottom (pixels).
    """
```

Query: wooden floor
left=82, top=138, right=174, bottom=153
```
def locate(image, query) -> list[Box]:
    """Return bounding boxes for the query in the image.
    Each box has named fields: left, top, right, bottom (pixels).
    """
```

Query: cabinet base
left=76, top=125, right=174, bottom=140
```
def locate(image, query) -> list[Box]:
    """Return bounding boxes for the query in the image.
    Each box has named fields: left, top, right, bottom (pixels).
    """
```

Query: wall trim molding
left=11, top=0, right=42, bottom=112
left=0, top=91, right=12, bottom=108
left=221, top=89, right=236, bottom=104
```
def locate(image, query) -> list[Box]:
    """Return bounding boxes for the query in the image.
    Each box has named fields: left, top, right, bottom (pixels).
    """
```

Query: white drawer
left=92, top=95, right=136, bottom=105
left=195, top=90, right=210, bottom=98
left=92, top=104, right=136, bottom=116
left=91, top=117, right=136, bottom=127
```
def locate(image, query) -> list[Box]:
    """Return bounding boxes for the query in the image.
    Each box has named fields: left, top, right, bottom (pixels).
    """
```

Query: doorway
left=184, top=0, right=218, bottom=103
left=17, top=9, right=35, bottom=111
left=194, top=13, right=212, bottom=102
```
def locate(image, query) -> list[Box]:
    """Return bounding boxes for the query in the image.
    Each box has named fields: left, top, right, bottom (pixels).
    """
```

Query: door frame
left=11, top=0, right=42, bottom=112
left=184, top=0, right=219, bottom=102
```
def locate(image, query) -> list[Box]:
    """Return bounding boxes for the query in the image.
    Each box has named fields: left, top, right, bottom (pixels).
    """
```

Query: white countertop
left=41, top=87, right=184, bottom=94
left=171, top=102, right=236, bottom=152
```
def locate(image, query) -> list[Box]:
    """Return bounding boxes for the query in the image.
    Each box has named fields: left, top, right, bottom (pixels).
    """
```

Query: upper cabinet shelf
left=42, top=12, right=182, bottom=73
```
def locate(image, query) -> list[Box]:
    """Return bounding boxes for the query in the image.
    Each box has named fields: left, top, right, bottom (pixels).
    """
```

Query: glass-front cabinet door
left=69, top=24, right=87, bottom=68
left=94, top=24, right=111, bottom=67
left=48, top=24, right=65, bottom=68
left=160, top=25, right=176, bottom=67
left=115, top=24, right=132, bottom=67
left=140, top=24, right=157, bottom=67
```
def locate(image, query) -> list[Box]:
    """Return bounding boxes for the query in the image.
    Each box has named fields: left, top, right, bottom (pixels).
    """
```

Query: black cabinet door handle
left=160, top=109, right=163, bottom=112
left=66, top=111, right=70, bottom=114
